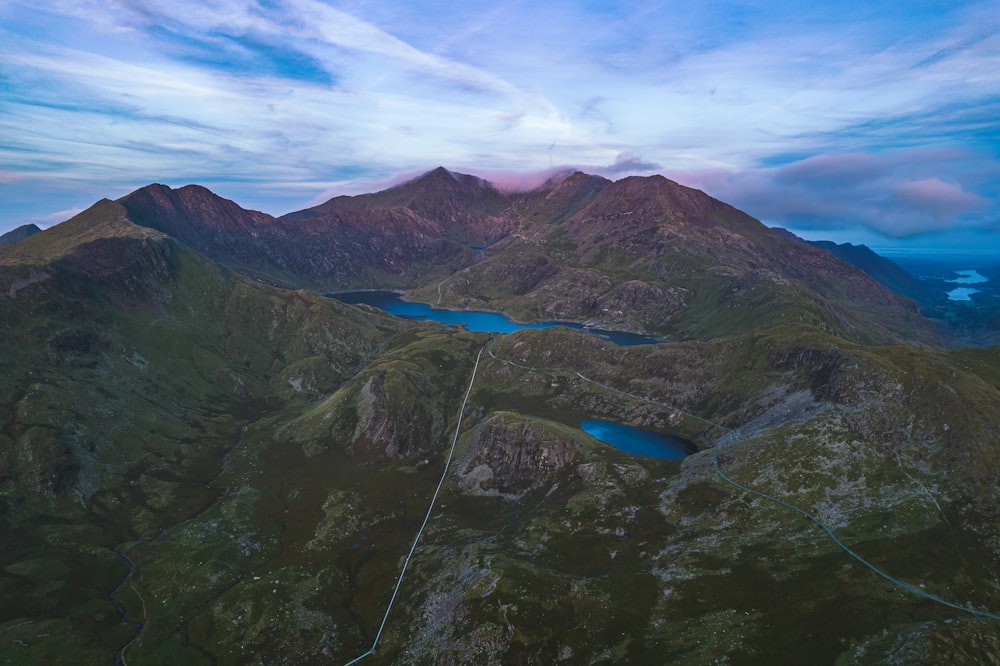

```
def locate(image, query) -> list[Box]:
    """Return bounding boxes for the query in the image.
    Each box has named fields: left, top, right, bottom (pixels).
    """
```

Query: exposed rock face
left=457, top=413, right=583, bottom=498
left=67, top=235, right=176, bottom=306
left=348, top=370, right=442, bottom=461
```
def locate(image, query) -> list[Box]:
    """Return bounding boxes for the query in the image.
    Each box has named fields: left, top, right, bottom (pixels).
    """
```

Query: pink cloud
left=666, top=149, right=997, bottom=238
left=0, top=170, right=27, bottom=184
left=464, top=166, right=579, bottom=192
left=891, top=178, right=986, bottom=220
left=466, top=153, right=661, bottom=191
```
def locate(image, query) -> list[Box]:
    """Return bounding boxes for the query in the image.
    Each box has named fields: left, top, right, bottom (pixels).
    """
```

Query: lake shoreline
left=330, top=290, right=664, bottom=346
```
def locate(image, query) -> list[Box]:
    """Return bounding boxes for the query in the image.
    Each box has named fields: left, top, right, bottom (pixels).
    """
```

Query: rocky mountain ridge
left=114, top=168, right=944, bottom=348
left=773, top=227, right=938, bottom=307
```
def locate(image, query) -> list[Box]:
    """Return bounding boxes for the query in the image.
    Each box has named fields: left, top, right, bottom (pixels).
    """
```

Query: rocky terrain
left=1, top=170, right=999, bottom=664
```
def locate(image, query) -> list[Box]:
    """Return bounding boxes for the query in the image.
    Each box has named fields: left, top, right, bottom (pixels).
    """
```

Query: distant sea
left=872, top=248, right=999, bottom=304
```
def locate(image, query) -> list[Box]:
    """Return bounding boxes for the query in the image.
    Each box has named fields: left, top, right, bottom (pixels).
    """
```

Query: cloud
left=466, top=166, right=579, bottom=192
left=668, top=149, right=996, bottom=238
left=0, top=171, right=26, bottom=184
left=597, top=152, right=662, bottom=175
left=41, top=207, right=85, bottom=227
left=62, top=0, right=522, bottom=96
left=891, top=178, right=987, bottom=221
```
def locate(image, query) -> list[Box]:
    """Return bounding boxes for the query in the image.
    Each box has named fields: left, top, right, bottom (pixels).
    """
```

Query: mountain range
left=2, top=168, right=999, bottom=664
left=115, top=167, right=943, bottom=347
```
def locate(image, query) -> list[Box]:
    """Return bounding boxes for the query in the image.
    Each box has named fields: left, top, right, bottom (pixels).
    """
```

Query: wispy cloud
left=41, top=207, right=85, bottom=227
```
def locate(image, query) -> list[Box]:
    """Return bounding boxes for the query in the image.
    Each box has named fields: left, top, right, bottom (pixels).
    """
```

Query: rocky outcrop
left=348, top=370, right=443, bottom=461
left=457, top=413, right=583, bottom=498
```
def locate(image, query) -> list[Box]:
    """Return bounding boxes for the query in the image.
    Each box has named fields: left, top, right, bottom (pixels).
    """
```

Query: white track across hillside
left=345, top=336, right=999, bottom=664
left=343, top=344, right=486, bottom=665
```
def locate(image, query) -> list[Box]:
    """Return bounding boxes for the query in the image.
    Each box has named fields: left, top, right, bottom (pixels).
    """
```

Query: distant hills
left=0, top=223, right=40, bottom=247
left=772, top=227, right=938, bottom=307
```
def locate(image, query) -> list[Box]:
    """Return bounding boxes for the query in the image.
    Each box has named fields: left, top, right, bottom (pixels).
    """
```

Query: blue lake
left=332, top=291, right=660, bottom=346
left=580, top=419, right=696, bottom=460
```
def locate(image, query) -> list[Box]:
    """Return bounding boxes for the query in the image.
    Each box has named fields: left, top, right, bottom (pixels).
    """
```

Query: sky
left=1, top=0, right=999, bottom=251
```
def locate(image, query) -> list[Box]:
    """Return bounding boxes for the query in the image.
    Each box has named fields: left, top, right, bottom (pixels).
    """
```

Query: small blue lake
left=580, top=419, right=696, bottom=460
left=332, top=291, right=660, bottom=346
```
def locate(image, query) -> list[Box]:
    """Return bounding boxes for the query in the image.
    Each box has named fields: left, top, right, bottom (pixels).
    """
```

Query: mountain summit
left=108, top=168, right=943, bottom=346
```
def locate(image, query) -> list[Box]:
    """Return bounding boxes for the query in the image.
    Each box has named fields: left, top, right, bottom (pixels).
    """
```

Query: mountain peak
left=117, top=182, right=278, bottom=268
left=361, top=167, right=511, bottom=224
left=400, top=166, right=495, bottom=194
left=426, top=165, right=457, bottom=179
left=0, top=223, right=42, bottom=248
left=0, top=199, right=165, bottom=266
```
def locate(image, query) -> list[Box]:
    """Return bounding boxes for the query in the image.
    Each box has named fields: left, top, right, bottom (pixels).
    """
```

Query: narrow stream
left=111, top=548, right=143, bottom=665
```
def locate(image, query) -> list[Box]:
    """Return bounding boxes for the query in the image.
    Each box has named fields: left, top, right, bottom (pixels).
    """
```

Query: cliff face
left=457, top=412, right=584, bottom=498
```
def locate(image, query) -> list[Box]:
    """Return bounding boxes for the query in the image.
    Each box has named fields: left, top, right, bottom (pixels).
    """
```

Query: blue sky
left=1, top=0, right=999, bottom=250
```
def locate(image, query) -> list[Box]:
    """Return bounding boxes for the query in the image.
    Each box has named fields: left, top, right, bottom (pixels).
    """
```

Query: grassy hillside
left=0, top=205, right=414, bottom=662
